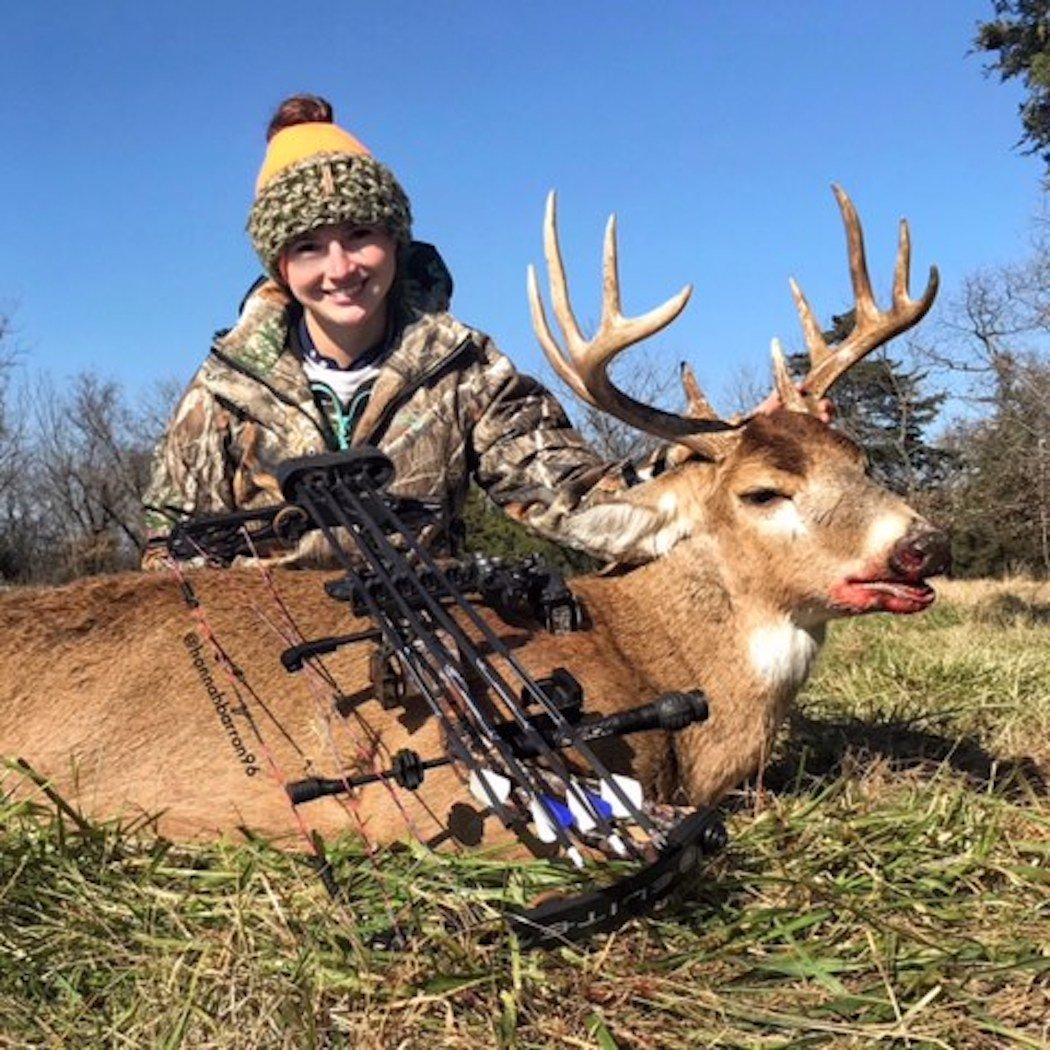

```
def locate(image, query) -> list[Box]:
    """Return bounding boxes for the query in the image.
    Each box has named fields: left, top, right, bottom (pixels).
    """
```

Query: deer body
left=0, top=530, right=813, bottom=845
left=0, top=561, right=720, bottom=844
left=0, top=412, right=943, bottom=849
left=1, top=187, right=949, bottom=852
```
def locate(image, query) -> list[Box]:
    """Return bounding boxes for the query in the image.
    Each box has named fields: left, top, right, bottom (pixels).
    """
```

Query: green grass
left=2, top=588, right=1047, bottom=1048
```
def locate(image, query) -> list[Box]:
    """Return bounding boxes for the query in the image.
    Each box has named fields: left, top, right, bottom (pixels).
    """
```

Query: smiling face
left=706, top=411, right=948, bottom=621
left=279, top=222, right=398, bottom=345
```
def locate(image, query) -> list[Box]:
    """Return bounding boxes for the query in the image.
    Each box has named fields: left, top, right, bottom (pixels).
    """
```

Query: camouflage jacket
left=143, top=243, right=666, bottom=566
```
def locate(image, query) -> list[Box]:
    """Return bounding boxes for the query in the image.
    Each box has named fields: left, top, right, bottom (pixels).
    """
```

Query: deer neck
left=579, top=530, right=826, bottom=709
left=576, top=533, right=826, bottom=805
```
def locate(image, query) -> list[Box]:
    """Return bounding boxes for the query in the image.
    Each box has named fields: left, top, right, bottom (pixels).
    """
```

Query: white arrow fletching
left=600, top=774, right=643, bottom=819
left=468, top=768, right=511, bottom=807
left=566, top=781, right=597, bottom=833
left=529, top=798, right=559, bottom=843
left=566, top=846, right=585, bottom=870
left=607, top=833, right=628, bottom=857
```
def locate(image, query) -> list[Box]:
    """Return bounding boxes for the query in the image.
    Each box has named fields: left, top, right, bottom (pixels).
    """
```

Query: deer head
left=528, top=186, right=949, bottom=626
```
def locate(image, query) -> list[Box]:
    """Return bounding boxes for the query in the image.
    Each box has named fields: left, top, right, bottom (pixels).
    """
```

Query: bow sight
left=165, top=448, right=726, bottom=949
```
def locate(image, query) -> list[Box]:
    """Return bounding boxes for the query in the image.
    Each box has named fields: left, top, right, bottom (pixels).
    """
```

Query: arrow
left=600, top=774, right=644, bottom=820
left=468, top=767, right=512, bottom=807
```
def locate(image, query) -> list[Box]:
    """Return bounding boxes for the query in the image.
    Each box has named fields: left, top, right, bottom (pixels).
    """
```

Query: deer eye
left=740, top=488, right=787, bottom=506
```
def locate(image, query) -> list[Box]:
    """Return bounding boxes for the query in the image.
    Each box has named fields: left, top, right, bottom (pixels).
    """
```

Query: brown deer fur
left=0, top=410, right=944, bottom=852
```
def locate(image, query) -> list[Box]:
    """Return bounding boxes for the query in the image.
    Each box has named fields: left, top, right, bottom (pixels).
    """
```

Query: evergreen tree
left=914, top=248, right=1050, bottom=576
left=975, top=1, right=1050, bottom=168
left=787, top=310, right=952, bottom=497
left=934, top=351, right=1049, bottom=577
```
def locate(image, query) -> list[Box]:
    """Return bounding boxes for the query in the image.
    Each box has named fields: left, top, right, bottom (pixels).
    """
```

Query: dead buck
left=0, top=187, right=948, bottom=850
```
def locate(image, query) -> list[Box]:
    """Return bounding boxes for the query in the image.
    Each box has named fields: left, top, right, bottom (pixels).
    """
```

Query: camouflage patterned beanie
left=247, top=120, right=412, bottom=278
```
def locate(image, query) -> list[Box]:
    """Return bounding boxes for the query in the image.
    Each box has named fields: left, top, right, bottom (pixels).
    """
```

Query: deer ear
left=577, top=501, right=691, bottom=562
left=545, top=474, right=703, bottom=564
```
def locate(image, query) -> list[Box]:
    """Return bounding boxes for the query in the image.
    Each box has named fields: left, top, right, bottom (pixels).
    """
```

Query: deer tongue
left=831, top=578, right=936, bottom=615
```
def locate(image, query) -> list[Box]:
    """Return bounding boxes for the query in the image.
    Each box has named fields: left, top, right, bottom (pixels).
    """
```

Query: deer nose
left=888, top=524, right=951, bottom=580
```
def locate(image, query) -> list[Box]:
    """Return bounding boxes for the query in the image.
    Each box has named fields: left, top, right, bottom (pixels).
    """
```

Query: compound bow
left=164, top=447, right=726, bottom=950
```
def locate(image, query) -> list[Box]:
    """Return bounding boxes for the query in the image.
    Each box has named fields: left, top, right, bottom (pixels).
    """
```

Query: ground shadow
left=755, top=710, right=1046, bottom=799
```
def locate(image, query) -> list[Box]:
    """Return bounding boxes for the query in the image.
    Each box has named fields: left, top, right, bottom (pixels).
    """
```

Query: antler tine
left=893, top=217, right=912, bottom=305
left=795, top=185, right=940, bottom=402
left=788, top=277, right=832, bottom=369
left=771, top=339, right=807, bottom=411
left=542, top=192, right=587, bottom=357
left=680, top=361, right=720, bottom=420
left=597, top=214, right=693, bottom=358
left=835, top=184, right=878, bottom=325
left=527, top=264, right=596, bottom=408
left=601, top=213, right=624, bottom=328
left=529, top=192, right=742, bottom=457
left=527, top=193, right=598, bottom=407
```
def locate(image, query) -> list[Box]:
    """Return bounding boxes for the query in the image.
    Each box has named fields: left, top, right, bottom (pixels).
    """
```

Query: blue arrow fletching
left=542, top=795, right=574, bottom=829
left=529, top=797, right=558, bottom=842
left=584, top=789, right=614, bottom=821
left=529, top=795, right=576, bottom=843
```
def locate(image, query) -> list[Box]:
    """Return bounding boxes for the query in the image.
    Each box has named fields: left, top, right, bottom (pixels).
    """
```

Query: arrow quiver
left=166, top=447, right=726, bottom=949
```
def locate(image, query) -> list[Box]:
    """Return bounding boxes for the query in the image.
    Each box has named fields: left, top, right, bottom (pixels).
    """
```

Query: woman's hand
left=755, top=388, right=835, bottom=423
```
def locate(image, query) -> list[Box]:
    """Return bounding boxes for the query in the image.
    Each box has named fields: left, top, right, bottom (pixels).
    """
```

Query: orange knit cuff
left=255, top=122, right=370, bottom=194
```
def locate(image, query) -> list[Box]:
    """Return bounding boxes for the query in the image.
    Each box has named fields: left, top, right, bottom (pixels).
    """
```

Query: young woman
left=144, top=94, right=817, bottom=567
left=143, top=94, right=700, bottom=566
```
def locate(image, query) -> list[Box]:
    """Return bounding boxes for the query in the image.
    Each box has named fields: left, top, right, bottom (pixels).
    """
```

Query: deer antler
left=788, top=185, right=939, bottom=405
left=527, top=192, right=742, bottom=460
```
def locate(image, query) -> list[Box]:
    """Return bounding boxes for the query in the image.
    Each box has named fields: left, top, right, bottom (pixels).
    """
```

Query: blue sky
left=0, top=1, right=1041, bottom=416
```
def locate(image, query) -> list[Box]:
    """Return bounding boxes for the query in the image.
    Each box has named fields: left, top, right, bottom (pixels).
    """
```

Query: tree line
left=1, top=234, right=1045, bottom=586
left=0, top=350, right=170, bottom=582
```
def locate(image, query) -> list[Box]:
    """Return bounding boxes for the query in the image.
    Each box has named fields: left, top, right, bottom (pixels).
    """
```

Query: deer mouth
left=830, top=576, right=936, bottom=616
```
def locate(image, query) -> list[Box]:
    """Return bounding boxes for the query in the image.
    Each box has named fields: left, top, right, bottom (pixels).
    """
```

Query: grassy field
left=1, top=580, right=1047, bottom=1048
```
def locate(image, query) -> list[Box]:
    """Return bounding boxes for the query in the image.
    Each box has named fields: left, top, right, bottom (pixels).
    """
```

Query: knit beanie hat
left=247, top=95, right=412, bottom=278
